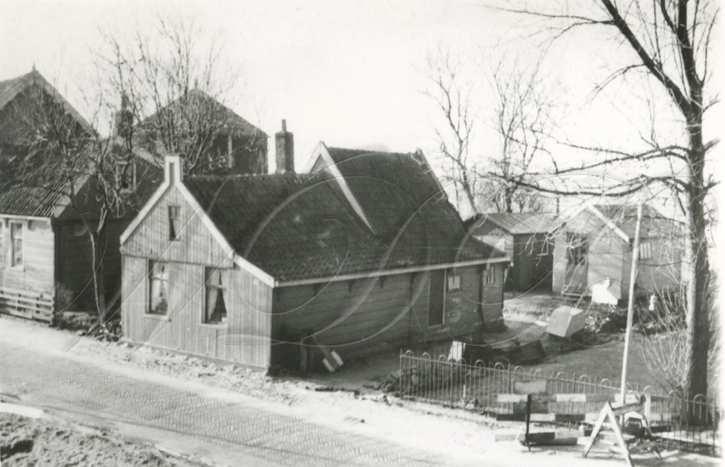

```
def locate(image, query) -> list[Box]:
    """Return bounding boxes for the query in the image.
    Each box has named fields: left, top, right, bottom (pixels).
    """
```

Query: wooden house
left=0, top=69, right=130, bottom=321
left=134, top=89, right=269, bottom=175
left=0, top=70, right=267, bottom=322
left=552, top=203, right=683, bottom=301
left=466, top=213, right=557, bottom=292
left=120, top=141, right=509, bottom=371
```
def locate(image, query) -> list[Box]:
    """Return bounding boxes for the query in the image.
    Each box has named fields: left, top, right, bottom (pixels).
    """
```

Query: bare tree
left=487, top=0, right=719, bottom=402
left=426, top=51, right=549, bottom=215
left=486, top=61, right=551, bottom=213
left=13, top=80, right=138, bottom=327
left=426, top=51, right=480, bottom=214
left=11, top=17, right=245, bottom=328
left=97, top=16, right=262, bottom=175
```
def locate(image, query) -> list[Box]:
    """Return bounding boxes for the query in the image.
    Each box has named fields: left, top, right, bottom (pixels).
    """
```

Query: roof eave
left=275, top=256, right=510, bottom=288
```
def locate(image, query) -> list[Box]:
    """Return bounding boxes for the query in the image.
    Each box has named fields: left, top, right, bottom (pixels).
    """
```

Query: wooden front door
left=564, top=233, right=588, bottom=294
left=428, top=270, right=445, bottom=326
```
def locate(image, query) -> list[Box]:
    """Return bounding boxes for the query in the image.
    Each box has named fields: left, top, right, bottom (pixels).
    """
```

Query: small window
left=148, top=261, right=169, bottom=315
left=168, top=205, right=180, bottom=240
left=447, top=272, right=461, bottom=291
left=639, top=241, right=652, bottom=260
left=10, top=222, right=23, bottom=267
left=204, top=268, right=228, bottom=324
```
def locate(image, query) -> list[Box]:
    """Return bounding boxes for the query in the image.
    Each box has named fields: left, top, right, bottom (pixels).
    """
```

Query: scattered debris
left=547, top=306, right=587, bottom=338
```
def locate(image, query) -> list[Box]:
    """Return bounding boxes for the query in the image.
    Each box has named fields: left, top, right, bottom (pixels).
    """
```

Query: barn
left=466, top=213, right=557, bottom=292
left=552, top=203, right=683, bottom=301
left=119, top=144, right=509, bottom=372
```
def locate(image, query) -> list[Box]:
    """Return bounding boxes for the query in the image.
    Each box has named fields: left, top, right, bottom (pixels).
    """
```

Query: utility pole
left=620, top=203, right=643, bottom=403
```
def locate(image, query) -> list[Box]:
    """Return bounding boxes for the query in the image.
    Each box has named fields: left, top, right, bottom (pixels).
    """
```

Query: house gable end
left=120, top=182, right=235, bottom=267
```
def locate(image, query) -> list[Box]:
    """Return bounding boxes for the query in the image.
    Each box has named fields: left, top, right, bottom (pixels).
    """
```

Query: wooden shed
left=466, top=213, right=556, bottom=292
left=120, top=146, right=508, bottom=372
left=552, top=203, right=683, bottom=301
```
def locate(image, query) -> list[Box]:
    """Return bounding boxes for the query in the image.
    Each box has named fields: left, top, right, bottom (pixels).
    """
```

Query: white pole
left=620, top=203, right=643, bottom=404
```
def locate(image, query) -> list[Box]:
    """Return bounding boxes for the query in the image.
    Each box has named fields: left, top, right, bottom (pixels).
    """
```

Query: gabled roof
left=123, top=145, right=508, bottom=284
left=593, top=204, right=682, bottom=238
left=183, top=169, right=505, bottom=283
left=0, top=69, right=93, bottom=134
left=137, top=89, right=266, bottom=138
left=466, top=212, right=559, bottom=235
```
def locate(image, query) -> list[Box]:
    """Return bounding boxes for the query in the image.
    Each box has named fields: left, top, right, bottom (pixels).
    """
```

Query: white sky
left=1, top=0, right=721, bottom=219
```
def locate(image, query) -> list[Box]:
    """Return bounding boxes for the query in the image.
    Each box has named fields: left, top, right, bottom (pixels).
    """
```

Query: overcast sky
left=1, top=0, right=721, bottom=218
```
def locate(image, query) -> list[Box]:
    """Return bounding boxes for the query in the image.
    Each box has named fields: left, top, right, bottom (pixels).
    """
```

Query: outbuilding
left=551, top=203, right=683, bottom=301
left=466, top=212, right=557, bottom=292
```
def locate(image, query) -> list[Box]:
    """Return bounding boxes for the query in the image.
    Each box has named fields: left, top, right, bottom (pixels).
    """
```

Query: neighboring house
left=465, top=213, right=557, bottom=292
left=134, top=89, right=269, bottom=175
left=0, top=70, right=268, bottom=322
left=119, top=141, right=508, bottom=371
left=552, top=203, right=683, bottom=301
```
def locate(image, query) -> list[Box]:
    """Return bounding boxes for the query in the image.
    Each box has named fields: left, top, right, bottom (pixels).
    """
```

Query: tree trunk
left=87, top=228, right=108, bottom=324
left=683, top=110, right=710, bottom=419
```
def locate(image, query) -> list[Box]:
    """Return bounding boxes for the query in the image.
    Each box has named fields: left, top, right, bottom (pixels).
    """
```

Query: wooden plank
left=514, top=380, right=547, bottom=395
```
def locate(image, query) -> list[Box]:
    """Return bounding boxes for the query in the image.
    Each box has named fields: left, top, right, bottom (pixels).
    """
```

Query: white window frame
left=639, top=241, right=652, bottom=260
left=9, top=221, right=24, bottom=269
left=203, top=268, right=228, bottom=325
left=447, top=271, right=461, bottom=291
left=147, top=260, right=169, bottom=316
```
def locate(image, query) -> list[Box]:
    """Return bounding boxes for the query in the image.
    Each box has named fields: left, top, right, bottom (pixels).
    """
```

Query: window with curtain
left=148, top=261, right=169, bottom=315
left=447, top=271, right=461, bottom=291
left=204, top=268, right=227, bottom=324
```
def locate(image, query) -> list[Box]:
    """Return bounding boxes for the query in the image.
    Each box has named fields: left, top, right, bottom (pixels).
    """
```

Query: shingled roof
left=181, top=146, right=505, bottom=282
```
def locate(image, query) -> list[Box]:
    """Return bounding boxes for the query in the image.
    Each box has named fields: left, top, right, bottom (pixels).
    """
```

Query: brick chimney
left=275, top=119, right=294, bottom=174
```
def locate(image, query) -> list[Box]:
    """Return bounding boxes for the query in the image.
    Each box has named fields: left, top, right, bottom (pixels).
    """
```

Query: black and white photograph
left=0, top=1, right=722, bottom=465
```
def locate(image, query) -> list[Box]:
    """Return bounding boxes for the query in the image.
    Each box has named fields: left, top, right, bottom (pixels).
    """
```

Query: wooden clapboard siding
left=270, top=264, right=504, bottom=364
left=634, top=236, right=682, bottom=294
left=587, top=228, right=624, bottom=300
left=510, top=233, right=552, bottom=292
left=0, top=217, right=55, bottom=320
left=121, top=183, right=272, bottom=369
left=54, top=218, right=128, bottom=312
left=0, top=217, right=55, bottom=294
left=271, top=273, right=419, bottom=361
left=121, top=185, right=234, bottom=268
left=553, top=209, right=625, bottom=297
left=480, top=264, right=504, bottom=325
left=121, top=256, right=272, bottom=369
